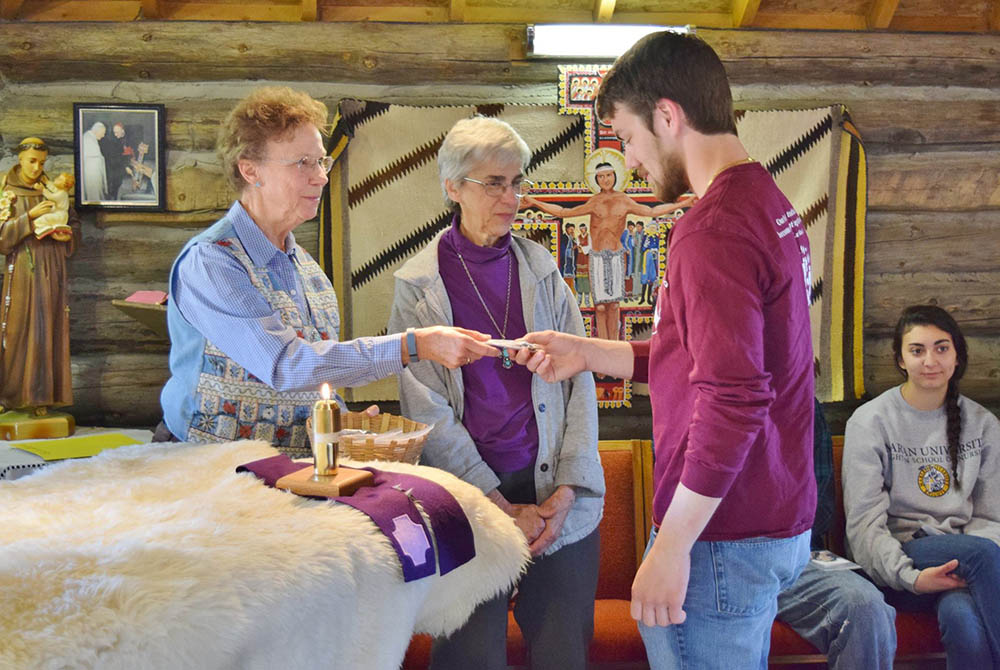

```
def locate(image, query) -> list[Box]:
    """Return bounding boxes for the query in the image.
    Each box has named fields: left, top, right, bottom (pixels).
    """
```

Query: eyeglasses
left=265, top=155, right=335, bottom=174
left=462, top=177, right=534, bottom=199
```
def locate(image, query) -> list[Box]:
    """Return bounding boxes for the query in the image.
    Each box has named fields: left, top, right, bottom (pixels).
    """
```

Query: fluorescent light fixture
left=526, top=24, right=692, bottom=59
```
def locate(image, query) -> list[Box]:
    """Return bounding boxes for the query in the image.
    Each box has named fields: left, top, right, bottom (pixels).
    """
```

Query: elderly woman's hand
left=528, top=485, right=576, bottom=556
left=413, top=326, right=499, bottom=369
left=488, top=489, right=544, bottom=544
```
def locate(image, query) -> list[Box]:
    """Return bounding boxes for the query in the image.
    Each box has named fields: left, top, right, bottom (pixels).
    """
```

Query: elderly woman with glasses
left=388, top=116, right=604, bottom=670
left=159, top=87, right=495, bottom=448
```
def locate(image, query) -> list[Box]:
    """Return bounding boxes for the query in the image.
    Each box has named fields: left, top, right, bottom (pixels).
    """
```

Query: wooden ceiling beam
left=140, top=0, right=160, bottom=19
left=0, top=0, right=26, bottom=20
left=320, top=5, right=448, bottom=22
left=890, top=15, right=989, bottom=33
left=867, top=0, right=900, bottom=29
left=594, top=11, right=734, bottom=28
left=731, top=0, right=762, bottom=28
left=450, top=0, right=466, bottom=23
left=991, top=0, right=1000, bottom=32
left=132, top=2, right=303, bottom=21
left=463, top=6, right=591, bottom=23
left=751, top=11, right=867, bottom=31
left=17, top=1, right=140, bottom=21
left=593, top=0, right=615, bottom=23
left=301, top=0, right=317, bottom=21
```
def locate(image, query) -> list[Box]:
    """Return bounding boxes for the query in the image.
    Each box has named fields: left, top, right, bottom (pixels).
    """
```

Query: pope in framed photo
left=73, top=103, right=166, bottom=210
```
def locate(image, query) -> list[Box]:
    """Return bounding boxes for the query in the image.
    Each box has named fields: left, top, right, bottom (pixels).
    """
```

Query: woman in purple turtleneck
left=389, top=116, right=604, bottom=670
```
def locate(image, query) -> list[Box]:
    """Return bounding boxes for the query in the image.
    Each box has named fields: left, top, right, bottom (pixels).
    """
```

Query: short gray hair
left=437, top=116, right=531, bottom=210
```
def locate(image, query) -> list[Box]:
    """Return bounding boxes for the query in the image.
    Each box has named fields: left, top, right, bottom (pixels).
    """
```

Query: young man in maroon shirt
left=517, top=31, right=816, bottom=668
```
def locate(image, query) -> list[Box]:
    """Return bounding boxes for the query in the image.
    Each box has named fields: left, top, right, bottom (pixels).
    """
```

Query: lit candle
left=312, top=383, right=341, bottom=477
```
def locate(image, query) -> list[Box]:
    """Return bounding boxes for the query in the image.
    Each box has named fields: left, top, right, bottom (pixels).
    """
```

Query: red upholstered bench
left=403, top=441, right=649, bottom=670
left=767, top=438, right=945, bottom=666
left=403, top=438, right=946, bottom=669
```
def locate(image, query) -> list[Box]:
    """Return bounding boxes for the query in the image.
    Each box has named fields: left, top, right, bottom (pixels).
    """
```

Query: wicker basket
left=308, top=411, right=429, bottom=465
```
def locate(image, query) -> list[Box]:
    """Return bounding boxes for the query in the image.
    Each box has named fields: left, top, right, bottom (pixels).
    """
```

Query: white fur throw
left=0, top=441, right=528, bottom=670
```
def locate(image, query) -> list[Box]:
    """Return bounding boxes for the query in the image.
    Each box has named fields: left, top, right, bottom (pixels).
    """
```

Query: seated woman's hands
left=413, top=325, right=499, bottom=369
left=914, top=559, right=967, bottom=594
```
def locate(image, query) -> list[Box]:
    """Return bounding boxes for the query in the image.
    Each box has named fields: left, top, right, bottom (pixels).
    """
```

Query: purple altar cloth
left=236, top=455, right=475, bottom=582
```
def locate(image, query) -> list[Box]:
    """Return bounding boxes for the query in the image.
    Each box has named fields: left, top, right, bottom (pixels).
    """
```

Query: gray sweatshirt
left=843, top=386, right=1000, bottom=592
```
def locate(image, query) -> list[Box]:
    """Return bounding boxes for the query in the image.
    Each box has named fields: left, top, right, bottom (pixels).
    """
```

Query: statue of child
left=32, top=172, right=75, bottom=241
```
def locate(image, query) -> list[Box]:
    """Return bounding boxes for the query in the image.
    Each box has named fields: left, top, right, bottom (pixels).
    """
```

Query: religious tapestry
left=321, top=72, right=866, bottom=405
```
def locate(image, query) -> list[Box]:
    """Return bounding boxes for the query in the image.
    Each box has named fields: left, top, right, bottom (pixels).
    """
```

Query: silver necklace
left=456, top=246, right=514, bottom=369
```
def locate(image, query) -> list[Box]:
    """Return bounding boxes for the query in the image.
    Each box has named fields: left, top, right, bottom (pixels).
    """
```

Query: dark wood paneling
left=864, top=271, right=1000, bottom=335
left=865, top=211, right=999, bottom=275
left=868, top=150, right=1000, bottom=210
left=1, top=24, right=999, bottom=87
left=1, top=23, right=998, bottom=425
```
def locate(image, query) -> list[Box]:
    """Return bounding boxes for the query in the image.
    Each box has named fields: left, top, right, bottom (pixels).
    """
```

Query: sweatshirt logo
left=917, top=464, right=950, bottom=497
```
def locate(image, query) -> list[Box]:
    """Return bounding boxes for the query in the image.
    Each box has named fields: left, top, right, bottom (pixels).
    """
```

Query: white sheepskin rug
left=0, top=440, right=528, bottom=670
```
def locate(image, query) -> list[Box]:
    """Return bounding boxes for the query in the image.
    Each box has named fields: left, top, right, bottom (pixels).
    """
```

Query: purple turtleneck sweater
left=438, top=217, right=539, bottom=473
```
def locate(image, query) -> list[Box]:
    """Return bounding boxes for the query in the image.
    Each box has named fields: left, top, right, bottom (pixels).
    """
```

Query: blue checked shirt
left=171, top=201, right=404, bottom=393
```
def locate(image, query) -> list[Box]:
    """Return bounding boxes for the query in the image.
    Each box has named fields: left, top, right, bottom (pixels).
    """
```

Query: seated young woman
left=844, top=304, right=1000, bottom=668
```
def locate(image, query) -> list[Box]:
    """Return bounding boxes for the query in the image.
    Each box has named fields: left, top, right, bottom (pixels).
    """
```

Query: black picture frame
left=73, top=103, right=166, bottom=210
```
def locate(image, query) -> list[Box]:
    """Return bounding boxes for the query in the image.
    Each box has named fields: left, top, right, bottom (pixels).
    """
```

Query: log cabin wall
left=0, top=23, right=998, bottom=433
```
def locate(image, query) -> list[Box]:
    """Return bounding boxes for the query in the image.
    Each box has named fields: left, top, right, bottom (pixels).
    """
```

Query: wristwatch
left=406, top=327, right=419, bottom=362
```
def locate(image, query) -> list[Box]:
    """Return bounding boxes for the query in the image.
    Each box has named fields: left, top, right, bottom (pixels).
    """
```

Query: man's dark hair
left=595, top=31, right=736, bottom=136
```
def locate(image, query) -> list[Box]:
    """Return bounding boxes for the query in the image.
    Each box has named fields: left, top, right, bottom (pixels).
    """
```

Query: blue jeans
left=893, top=533, right=1000, bottom=669
left=638, top=527, right=810, bottom=670
left=777, top=562, right=896, bottom=669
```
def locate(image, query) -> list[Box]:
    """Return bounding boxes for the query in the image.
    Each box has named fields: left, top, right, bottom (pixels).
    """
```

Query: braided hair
left=892, top=305, right=968, bottom=488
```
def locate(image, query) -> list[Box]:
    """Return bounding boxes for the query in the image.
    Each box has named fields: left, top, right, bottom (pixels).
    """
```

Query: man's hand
left=50, top=230, right=73, bottom=242
left=914, top=559, right=967, bottom=594
left=27, top=200, right=55, bottom=221
left=513, top=331, right=589, bottom=383
left=631, top=534, right=690, bottom=627
left=528, top=485, right=575, bottom=556
left=630, top=484, right=721, bottom=628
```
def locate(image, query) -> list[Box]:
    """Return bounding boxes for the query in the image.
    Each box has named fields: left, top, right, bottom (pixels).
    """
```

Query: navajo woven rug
left=319, top=95, right=866, bottom=404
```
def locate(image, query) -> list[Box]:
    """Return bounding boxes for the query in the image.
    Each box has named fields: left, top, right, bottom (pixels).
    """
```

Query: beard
left=652, top=147, right=690, bottom=203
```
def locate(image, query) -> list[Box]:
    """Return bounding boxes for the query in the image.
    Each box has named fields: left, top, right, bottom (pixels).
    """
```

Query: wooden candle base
left=275, top=465, right=374, bottom=498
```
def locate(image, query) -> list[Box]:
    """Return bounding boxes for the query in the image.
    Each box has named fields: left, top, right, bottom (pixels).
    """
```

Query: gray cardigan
left=387, top=230, right=604, bottom=555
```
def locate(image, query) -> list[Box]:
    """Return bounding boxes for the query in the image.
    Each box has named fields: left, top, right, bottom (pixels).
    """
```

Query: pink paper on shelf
left=125, top=290, right=168, bottom=305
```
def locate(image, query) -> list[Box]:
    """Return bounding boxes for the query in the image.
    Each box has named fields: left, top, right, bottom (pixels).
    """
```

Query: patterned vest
left=185, top=234, right=340, bottom=458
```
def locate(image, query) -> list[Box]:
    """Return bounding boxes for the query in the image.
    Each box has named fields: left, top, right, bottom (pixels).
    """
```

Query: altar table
left=0, top=440, right=528, bottom=669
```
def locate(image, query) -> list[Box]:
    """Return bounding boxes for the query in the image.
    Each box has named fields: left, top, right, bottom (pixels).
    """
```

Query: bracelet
left=405, top=327, right=419, bottom=363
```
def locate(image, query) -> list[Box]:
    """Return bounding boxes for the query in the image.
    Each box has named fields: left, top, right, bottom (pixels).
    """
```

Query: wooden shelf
left=111, top=300, right=168, bottom=340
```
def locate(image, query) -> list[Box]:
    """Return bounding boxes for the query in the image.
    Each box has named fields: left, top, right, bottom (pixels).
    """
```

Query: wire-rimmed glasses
left=265, top=155, right=336, bottom=174
left=462, top=177, right=534, bottom=199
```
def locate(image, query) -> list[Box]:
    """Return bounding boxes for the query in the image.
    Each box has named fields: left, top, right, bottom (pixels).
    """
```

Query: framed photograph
left=73, top=103, right=166, bottom=210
